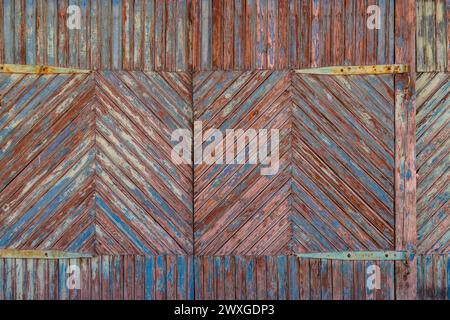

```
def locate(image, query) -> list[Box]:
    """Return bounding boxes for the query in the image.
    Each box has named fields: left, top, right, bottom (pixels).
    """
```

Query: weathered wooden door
left=0, top=0, right=448, bottom=300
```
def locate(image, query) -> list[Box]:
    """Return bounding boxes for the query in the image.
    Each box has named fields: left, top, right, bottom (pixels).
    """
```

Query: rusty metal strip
left=0, top=64, right=90, bottom=74
left=295, top=64, right=409, bottom=75
left=0, top=249, right=93, bottom=259
left=296, top=251, right=409, bottom=261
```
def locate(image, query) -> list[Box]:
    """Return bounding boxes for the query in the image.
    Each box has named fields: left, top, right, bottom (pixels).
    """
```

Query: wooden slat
left=416, top=0, right=449, bottom=72
left=395, top=0, right=417, bottom=300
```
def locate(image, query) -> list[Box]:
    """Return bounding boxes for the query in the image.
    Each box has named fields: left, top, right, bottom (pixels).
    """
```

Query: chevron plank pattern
left=0, top=72, right=193, bottom=255
left=291, top=74, right=395, bottom=252
left=193, top=71, right=292, bottom=256
left=416, top=73, right=449, bottom=254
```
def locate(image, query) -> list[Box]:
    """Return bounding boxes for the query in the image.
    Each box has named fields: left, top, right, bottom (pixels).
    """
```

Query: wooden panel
left=291, top=74, right=395, bottom=252
left=0, top=71, right=193, bottom=255
left=0, top=255, right=195, bottom=300
left=417, top=254, right=449, bottom=300
left=194, top=256, right=395, bottom=300
left=0, top=0, right=190, bottom=71
left=416, top=73, right=449, bottom=254
left=191, top=0, right=395, bottom=70
left=416, top=0, right=449, bottom=72
left=193, top=71, right=292, bottom=256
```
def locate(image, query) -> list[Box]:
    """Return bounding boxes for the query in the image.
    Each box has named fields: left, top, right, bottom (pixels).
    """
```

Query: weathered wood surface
left=395, top=0, right=417, bottom=300
left=0, top=72, right=193, bottom=255
left=193, top=71, right=396, bottom=255
left=417, top=254, right=450, bottom=300
left=193, top=71, right=292, bottom=256
left=416, top=0, right=450, bottom=72
left=416, top=73, right=449, bottom=254
left=0, top=0, right=395, bottom=71
left=0, top=255, right=195, bottom=300
left=0, top=0, right=191, bottom=71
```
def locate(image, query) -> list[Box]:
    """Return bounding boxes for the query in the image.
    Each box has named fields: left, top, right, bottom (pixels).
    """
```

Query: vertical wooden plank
left=111, top=0, right=122, bottom=69
left=309, top=259, right=320, bottom=300
left=133, top=0, right=142, bottom=70
left=332, top=0, right=345, bottom=66
left=68, top=0, right=78, bottom=68
left=124, top=255, right=135, bottom=300
left=436, top=255, right=446, bottom=300
left=424, top=0, right=436, bottom=71
left=342, top=260, right=353, bottom=300
left=224, top=256, right=236, bottom=300
left=48, top=259, right=58, bottom=300
left=15, top=0, right=25, bottom=64
left=25, top=258, right=34, bottom=300
left=5, top=258, right=14, bottom=300
left=35, top=259, right=47, bottom=300
left=436, top=0, right=448, bottom=70
left=69, top=258, right=80, bottom=300
left=90, top=256, right=101, bottom=299
left=344, top=0, right=355, bottom=65
left=187, top=256, right=195, bottom=300
left=320, top=259, right=332, bottom=300
left=58, top=259, right=69, bottom=300
left=246, top=257, right=256, bottom=300
left=165, top=0, right=175, bottom=70
left=311, top=0, right=320, bottom=67
left=0, top=0, right=4, bottom=64
left=0, top=259, right=3, bottom=300
left=266, top=256, right=277, bottom=299
left=353, top=260, right=366, bottom=300
left=166, top=255, right=177, bottom=300
left=200, top=0, right=213, bottom=70
left=332, top=260, right=343, bottom=300
left=223, top=0, right=234, bottom=69
left=214, top=256, right=224, bottom=299
left=278, top=0, right=288, bottom=69
left=101, top=256, right=111, bottom=299
left=204, top=256, right=214, bottom=299
left=194, top=256, right=203, bottom=300
left=288, top=256, right=299, bottom=300
left=154, top=0, right=165, bottom=69
left=135, top=256, right=145, bottom=300
left=175, top=0, right=187, bottom=71
left=143, top=0, right=154, bottom=70
left=298, top=257, right=310, bottom=300
left=255, top=256, right=266, bottom=299
left=112, top=255, right=123, bottom=300
left=80, top=257, right=90, bottom=300
left=3, top=0, right=14, bottom=63
left=416, top=0, right=425, bottom=71
left=57, top=0, right=67, bottom=67
left=244, top=0, right=255, bottom=69
left=100, top=0, right=111, bottom=69
left=266, top=0, right=276, bottom=69
left=447, top=0, right=450, bottom=71
left=15, top=259, right=25, bottom=300
left=276, top=256, right=287, bottom=300
left=395, top=0, right=417, bottom=300
left=176, top=256, right=187, bottom=300
left=25, top=0, right=36, bottom=65
left=79, top=0, right=88, bottom=69
left=122, top=0, right=132, bottom=69
left=144, top=256, right=154, bottom=300
left=155, top=255, right=166, bottom=300
left=211, top=0, right=222, bottom=69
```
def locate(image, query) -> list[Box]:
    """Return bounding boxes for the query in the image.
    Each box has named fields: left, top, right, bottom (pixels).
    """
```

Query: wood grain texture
left=292, top=73, right=395, bottom=252
left=193, top=71, right=292, bottom=256
left=0, top=71, right=193, bottom=255
left=417, top=254, right=449, bottom=300
left=0, top=0, right=191, bottom=71
left=191, top=0, right=395, bottom=71
left=0, top=255, right=195, bottom=300
left=416, top=0, right=449, bottom=72
left=194, top=71, right=396, bottom=255
left=395, top=0, right=417, bottom=300
left=416, top=73, right=449, bottom=254
left=193, top=256, right=396, bottom=300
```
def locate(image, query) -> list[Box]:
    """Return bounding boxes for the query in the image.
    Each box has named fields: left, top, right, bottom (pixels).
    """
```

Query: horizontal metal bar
left=0, top=249, right=93, bottom=259
left=295, top=64, right=409, bottom=75
left=296, top=251, right=409, bottom=261
left=0, top=64, right=90, bottom=74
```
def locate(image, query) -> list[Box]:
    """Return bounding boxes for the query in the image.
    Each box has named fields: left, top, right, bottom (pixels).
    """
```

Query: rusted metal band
left=0, top=64, right=90, bottom=74
left=0, top=249, right=93, bottom=259
left=296, top=251, right=410, bottom=261
left=295, top=64, right=409, bottom=75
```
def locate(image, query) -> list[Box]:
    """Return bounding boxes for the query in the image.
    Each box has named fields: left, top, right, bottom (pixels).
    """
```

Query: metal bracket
left=0, top=249, right=93, bottom=259
left=296, top=251, right=411, bottom=261
left=295, top=64, right=409, bottom=75
left=0, top=64, right=90, bottom=74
